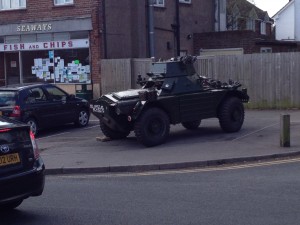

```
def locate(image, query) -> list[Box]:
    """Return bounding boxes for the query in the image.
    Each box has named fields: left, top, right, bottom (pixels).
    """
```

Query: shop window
left=54, top=0, right=73, bottom=5
left=0, top=36, right=4, bottom=43
left=0, top=0, right=26, bottom=10
left=5, top=35, right=20, bottom=44
left=21, top=34, right=36, bottom=43
left=22, top=49, right=90, bottom=84
left=54, top=33, right=70, bottom=41
left=70, top=31, right=89, bottom=40
left=37, top=33, right=52, bottom=42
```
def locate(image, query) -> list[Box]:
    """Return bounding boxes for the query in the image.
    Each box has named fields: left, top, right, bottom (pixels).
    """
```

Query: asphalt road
left=3, top=159, right=300, bottom=225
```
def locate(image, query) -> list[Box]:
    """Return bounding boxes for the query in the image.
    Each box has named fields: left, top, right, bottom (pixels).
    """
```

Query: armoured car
left=91, top=56, right=249, bottom=147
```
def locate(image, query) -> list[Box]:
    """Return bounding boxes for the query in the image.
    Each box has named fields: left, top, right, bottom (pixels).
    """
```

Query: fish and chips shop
left=0, top=17, right=95, bottom=99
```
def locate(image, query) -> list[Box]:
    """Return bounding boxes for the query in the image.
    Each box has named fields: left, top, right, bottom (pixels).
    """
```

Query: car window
left=25, top=87, right=47, bottom=104
left=0, top=91, right=16, bottom=107
left=0, top=129, right=30, bottom=144
left=44, top=86, right=67, bottom=101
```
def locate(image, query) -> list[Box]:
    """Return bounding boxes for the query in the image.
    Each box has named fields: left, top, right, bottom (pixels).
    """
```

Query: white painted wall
left=215, top=0, right=226, bottom=31
left=274, top=1, right=295, bottom=41
left=295, top=0, right=300, bottom=41
left=273, top=0, right=300, bottom=41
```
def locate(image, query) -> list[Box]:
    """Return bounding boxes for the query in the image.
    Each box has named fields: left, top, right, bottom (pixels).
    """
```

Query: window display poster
left=11, top=61, right=17, bottom=68
left=32, top=56, right=91, bottom=84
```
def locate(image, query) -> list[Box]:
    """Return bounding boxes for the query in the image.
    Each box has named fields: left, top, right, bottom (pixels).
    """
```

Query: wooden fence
left=101, top=52, right=300, bottom=109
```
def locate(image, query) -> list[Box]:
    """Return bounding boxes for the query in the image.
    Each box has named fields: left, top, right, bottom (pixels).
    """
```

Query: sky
left=252, top=0, right=289, bottom=17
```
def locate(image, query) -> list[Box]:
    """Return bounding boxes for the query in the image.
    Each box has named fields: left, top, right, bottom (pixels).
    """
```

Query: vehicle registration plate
left=0, top=153, right=20, bottom=167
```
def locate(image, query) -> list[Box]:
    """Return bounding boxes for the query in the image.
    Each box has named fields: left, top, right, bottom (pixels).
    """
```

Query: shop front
left=0, top=17, right=93, bottom=99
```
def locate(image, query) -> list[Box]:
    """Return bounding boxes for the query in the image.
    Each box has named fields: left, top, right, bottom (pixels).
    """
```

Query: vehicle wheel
left=181, top=120, right=201, bottom=130
left=75, top=109, right=89, bottom=127
left=0, top=200, right=23, bottom=211
left=25, top=118, right=38, bottom=136
left=100, top=120, right=130, bottom=139
left=134, top=108, right=170, bottom=147
left=218, top=97, right=244, bottom=133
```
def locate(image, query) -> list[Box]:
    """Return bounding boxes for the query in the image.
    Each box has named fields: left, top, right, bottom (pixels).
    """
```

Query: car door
left=42, top=85, right=76, bottom=125
left=23, top=87, right=59, bottom=128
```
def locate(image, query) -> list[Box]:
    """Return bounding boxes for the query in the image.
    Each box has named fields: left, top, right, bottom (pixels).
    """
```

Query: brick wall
left=193, top=30, right=300, bottom=54
left=0, top=0, right=93, bottom=23
left=0, top=53, right=4, bottom=86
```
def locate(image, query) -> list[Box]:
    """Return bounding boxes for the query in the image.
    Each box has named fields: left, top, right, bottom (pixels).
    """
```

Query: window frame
left=54, top=0, right=74, bottom=6
left=260, top=22, right=266, bottom=35
left=0, top=0, right=26, bottom=11
left=260, top=47, right=272, bottom=53
left=179, top=0, right=191, bottom=4
left=153, top=0, right=164, bottom=7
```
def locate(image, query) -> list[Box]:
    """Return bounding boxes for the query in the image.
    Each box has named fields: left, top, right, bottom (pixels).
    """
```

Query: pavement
left=37, top=109, right=300, bottom=175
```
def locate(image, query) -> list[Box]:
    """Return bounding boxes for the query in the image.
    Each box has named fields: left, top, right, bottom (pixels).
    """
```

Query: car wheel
left=25, top=118, right=38, bottom=136
left=75, top=109, right=89, bottom=127
left=181, top=120, right=201, bottom=130
left=0, top=200, right=23, bottom=211
left=218, top=97, right=244, bottom=132
left=99, top=120, right=130, bottom=139
left=134, top=108, right=170, bottom=147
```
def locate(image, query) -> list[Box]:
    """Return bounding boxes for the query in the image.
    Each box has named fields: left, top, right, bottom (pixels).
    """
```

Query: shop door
left=5, top=52, right=20, bottom=85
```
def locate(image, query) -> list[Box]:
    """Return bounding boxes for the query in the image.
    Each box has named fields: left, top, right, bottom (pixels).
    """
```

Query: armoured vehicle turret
left=90, top=56, right=249, bottom=147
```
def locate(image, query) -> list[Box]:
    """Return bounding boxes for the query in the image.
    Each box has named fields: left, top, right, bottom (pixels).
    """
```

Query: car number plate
left=0, top=153, right=20, bottom=167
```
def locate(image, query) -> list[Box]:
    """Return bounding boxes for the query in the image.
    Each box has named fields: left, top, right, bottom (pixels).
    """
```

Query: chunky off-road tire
left=75, top=109, right=89, bottom=127
left=0, top=200, right=23, bottom=211
left=218, top=97, right=244, bottom=133
left=25, top=117, right=38, bottom=136
left=99, top=120, right=130, bottom=139
left=181, top=120, right=201, bottom=130
left=134, top=108, right=170, bottom=147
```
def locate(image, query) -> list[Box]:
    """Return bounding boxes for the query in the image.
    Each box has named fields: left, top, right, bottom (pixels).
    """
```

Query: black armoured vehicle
left=91, top=56, right=249, bottom=147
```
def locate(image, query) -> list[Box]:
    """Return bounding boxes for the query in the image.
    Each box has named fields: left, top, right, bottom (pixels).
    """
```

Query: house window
left=179, top=0, right=191, bottom=3
left=260, top=47, right=272, bottom=53
left=153, top=0, right=164, bottom=7
left=0, top=0, right=26, bottom=10
left=260, top=22, right=266, bottom=35
left=54, top=0, right=73, bottom=6
left=246, top=19, right=255, bottom=31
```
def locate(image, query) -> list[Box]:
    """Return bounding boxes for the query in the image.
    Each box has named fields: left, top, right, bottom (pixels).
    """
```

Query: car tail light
left=10, top=105, right=21, bottom=118
left=0, top=128, right=11, bottom=133
left=30, top=130, right=40, bottom=160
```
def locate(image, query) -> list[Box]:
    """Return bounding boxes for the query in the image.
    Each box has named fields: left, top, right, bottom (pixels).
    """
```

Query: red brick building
left=0, top=0, right=217, bottom=98
left=0, top=0, right=102, bottom=97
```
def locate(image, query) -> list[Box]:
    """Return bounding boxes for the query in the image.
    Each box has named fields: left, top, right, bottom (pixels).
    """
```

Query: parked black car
left=0, top=116, right=45, bottom=210
left=0, top=83, right=90, bottom=135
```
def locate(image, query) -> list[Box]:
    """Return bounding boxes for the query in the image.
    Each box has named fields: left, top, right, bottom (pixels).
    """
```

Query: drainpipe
left=218, top=0, right=221, bottom=31
left=148, top=0, right=155, bottom=58
left=175, top=0, right=180, bottom=56
left=102, top=0, right=107, bottom=59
